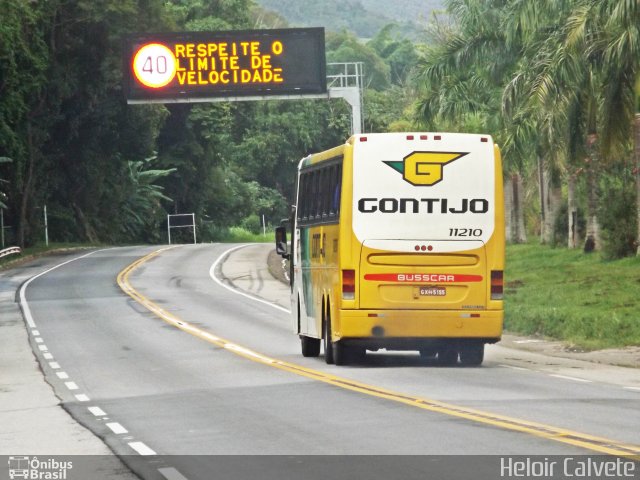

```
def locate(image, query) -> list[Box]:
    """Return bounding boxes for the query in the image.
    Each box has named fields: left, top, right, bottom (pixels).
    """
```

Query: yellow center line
left=117, top=247, right=640, bottom=459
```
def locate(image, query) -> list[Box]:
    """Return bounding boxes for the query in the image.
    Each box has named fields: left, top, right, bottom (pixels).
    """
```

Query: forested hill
left=254, top=0, right=445, bottom=38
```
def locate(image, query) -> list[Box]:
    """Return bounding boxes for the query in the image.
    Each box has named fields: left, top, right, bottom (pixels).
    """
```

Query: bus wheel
left=300, top=335, right=320, bottom=357
left=334, top=344, right=365, bottom=366
left=323, top=316, right=335, bottom=365
left=459, top=343, right=484, bottom=366
left=333, top=342, right=347, bottom=366
left=437, top=347, right=458, bottom=366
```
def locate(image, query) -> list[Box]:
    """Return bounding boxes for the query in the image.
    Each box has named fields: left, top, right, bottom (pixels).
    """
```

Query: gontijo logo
left=384, top=151, right=469, bottom=186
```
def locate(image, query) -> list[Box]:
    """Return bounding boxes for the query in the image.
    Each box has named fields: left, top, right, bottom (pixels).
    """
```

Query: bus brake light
left=491, top=270, right=503, bottom=300
left=342, top=270, right=355, bottom=300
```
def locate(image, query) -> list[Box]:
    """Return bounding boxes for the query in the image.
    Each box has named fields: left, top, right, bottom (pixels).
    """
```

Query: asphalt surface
left=2, top=244, right=640, bottom=480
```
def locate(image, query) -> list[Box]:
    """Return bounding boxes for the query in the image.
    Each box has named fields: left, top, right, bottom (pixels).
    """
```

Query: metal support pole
left=44, top=205, right=49, bottom=247
left=1, top=209, right=4, bottom=248
left=192, top=213, right=197, bottom=244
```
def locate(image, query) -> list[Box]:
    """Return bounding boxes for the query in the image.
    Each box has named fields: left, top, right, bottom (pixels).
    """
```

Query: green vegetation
left=1, top=0, right=638, bottom=348
left=505, top=243, right=640, bottom=349
left=414, top=0, right=640, bottom=258
left=0, top=0, right=420, bottom=249
left=255, top=0, right=443, bottom=39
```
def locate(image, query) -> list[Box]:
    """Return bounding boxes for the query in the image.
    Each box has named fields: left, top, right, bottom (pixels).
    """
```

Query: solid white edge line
left=623, top=386, right=640, bottom=392
left=158, top=467, right=189, bottom=480
left=128, top=441, right=156, bottom=456
left=106, top=422, right=128, bottom=434
left=549, top=374, right=592, bottom=383
left=208, top=244, right=291, bottom=314
left=18, top=249, right=107, bottom=328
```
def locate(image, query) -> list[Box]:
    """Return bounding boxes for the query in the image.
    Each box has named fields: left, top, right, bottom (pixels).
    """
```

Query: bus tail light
left=491, top=270, right=504, bottom=300
left=342, top=270, right=355, bottom=300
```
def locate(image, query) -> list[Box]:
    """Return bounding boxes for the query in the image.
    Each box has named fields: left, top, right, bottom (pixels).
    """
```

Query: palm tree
left=414, top=0, right=528, bottom=243
left=568, top=0, right=640, bottom=253
left=121, top=156, right=176, bottom=241
left=502, top=0, right=611, bottom=250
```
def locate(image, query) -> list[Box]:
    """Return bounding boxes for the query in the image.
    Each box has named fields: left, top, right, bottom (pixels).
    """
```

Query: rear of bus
left=335, top=132, right=504, bottom=365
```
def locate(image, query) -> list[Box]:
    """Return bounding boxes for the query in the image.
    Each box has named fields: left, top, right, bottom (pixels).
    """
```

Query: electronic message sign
left=124, top=28, right=326, bottom=102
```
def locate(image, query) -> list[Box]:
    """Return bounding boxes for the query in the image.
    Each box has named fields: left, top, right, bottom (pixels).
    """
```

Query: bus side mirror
left=275, top=226, right=290, bottom=259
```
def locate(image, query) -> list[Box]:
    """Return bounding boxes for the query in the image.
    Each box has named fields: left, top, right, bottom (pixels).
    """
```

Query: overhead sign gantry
left=124, top=28, right=327, bottom=103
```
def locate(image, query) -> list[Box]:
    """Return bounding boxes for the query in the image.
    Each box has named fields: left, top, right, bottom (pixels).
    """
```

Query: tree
left=568, top=0, right=640, bottom=254
left=0, top=157, right=11, bottom=210
left=120, top=157, right=176, bottom=243
left=414, top=0, right=528, bottom=243
left=326, top=31, right=391, bottom=90
left=0, top=0, right=48, bottom=247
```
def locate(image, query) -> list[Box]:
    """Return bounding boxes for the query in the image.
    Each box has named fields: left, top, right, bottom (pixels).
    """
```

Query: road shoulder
left=0, top=252, right=138, bottom=477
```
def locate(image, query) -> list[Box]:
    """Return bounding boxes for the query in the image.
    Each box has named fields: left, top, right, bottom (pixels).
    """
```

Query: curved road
left=16, top=244, right=640, bottom=479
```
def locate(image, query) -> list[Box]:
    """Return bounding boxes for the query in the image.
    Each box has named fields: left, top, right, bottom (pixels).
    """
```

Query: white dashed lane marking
left=106, top=422, right=128, bottom=434
left=88, top=406, right=107, bottom=417
left=128, top=441, right=156, bottom=456
left=158, top=467, right=189, bottom=480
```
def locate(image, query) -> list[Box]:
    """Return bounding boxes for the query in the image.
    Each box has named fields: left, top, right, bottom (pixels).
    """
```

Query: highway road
left=15, top=244, right=640, bottom=479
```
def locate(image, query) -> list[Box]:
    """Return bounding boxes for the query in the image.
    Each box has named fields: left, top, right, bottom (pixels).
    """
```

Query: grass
left=505, top=242, right=640, bottom=350
left=221, top=227, right=272, bottom=243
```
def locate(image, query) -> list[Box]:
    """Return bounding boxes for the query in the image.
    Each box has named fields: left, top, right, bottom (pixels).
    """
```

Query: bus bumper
left=335, top=309, right=502, bottom=348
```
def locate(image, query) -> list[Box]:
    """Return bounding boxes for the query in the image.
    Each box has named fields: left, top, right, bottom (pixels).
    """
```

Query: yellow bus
left=275, top=132, right=504, bottom=366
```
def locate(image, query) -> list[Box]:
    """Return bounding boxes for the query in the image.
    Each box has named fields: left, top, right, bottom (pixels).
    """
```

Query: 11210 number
left=449, top=228, right=482, bottom=237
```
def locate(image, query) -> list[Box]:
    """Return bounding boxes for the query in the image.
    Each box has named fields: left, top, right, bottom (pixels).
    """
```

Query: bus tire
left=300, top=335, right=321, bottom=357
left=459, top=343, right=484, bottom=366
left=333, top=342, right=347, bottom=366
left=323, top=312, right=335, bottom=364
left=334, top=343, right=365, bottom=366
left=437, top=347, right=458, bottom=366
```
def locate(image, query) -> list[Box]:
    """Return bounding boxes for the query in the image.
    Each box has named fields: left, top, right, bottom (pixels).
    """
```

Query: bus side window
left=298, top=173, right=307, bottom=222
left=313, top=171, right=322, bottom=219
left=322, top=167, right=331, bottom=218
left=332, top=164, right=342, bottom=216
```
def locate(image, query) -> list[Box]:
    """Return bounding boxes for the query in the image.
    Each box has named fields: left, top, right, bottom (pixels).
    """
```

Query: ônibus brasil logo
left=383, top=151, right=469, bottom=186
left=8, top=456, right=73, bottom=480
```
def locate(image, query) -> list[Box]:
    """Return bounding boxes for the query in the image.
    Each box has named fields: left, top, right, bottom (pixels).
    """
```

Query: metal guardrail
left=0, top=246, right=21, bottom=259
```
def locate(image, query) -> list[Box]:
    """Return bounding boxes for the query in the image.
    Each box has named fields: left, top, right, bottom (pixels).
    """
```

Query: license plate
left=420, top=286, right=446, bottom=296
